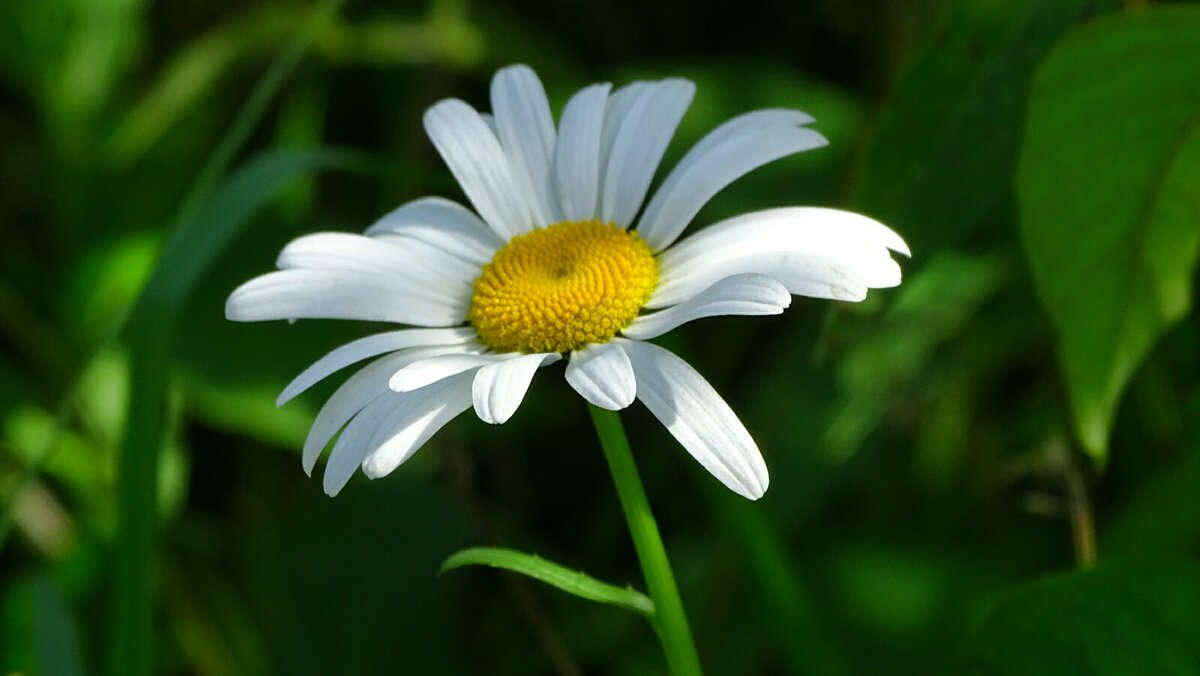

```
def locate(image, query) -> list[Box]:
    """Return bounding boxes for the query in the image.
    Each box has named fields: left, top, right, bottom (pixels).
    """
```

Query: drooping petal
left=364, top=196, right=503, bottom=265
left=553, top=83, right=611, bottom=222
left=650, top=207, right=909, bottom=308
left=277, top=327, right=479, bottom=406
left=424, top=98, right=531, bottom=239
left=302, top=346, right=466, bottom=474
left=564, top=341, right=636, bottom=410
left=277, top=232, right=479, bottom=289
left=389, top=353, right=513, bottom=392
left=622, top=274, right=790, bottom=340
left=620, top=339, right=768, bottom=500
left=637, top=110, right=828, bottom=251
left=360, top=372, right=476, bottom=479
left=472, top=352, right=560, bottom=424
left=322, top=393, right=395, bottom=496
left=600, top=79, right=695, bottom=228
left=491, top=64, right=559, bottom=225
left=225, top=268, right=468, bottom=326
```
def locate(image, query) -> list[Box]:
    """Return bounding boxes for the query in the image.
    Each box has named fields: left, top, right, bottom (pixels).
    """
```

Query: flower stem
left=588, top=405, right=703, bottom=675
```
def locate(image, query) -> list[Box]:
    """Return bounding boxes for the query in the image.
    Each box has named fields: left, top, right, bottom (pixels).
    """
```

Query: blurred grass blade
left=707, top=487, right=840, bottom=674
left=441, top=547, right=655, bottom=618
left=1, top=574, right=86, bottom=676
left=111, top=145, right=381, bottom=676
left=1017, top=6, right=1200, bottom=462
left=108, top=2, right=349, bottom=674
left=105, top=4, right=308, bottom=167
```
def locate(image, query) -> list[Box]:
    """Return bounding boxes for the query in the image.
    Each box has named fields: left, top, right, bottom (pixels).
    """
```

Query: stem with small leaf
left=588, top=405, right=703, bottom=675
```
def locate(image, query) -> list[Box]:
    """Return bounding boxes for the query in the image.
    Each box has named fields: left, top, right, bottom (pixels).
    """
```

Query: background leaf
left=1018, top=6, right=1200, bottom=461
left=965, top=560, right=1200, bottom=674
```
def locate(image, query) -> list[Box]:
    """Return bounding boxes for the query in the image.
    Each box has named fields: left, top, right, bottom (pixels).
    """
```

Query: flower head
left=226, top=65, right=909, bottom=500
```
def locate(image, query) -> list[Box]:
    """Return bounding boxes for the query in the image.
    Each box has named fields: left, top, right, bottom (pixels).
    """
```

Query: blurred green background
left=2, top=0, right=1199, bottom=673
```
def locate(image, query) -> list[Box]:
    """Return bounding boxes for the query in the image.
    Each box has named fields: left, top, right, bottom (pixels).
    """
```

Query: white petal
left=600, top=79, right=695, bottom=228
left=322, top=393, right=395, bottom=496
left=623, top=274, right=791, bottom=340
left=389, top=353, right=513, bottom=392
left=599, top=82, right=649, bottom=171
left=302, top=346, right=465, bottom=473
left=650, top=207, right=909, bottom=308
left=424, top=98, right=530, bottom=239
left=472, top=352, right=560, bottom=424
left=277, top=327, right=478, bottom=406
left=225, top=268, right=468, bottom=326
left=679, top=109, right=814, bottom=157
left=361, top=371, right=476, bottom=479
left=277, top=232, right=478, bottom=289
left=564, top=341, right=636, bottom=410
left=553, top=83, right=611, bottom=222
left=652, top=252, right=871, bottom=308
left=491, top=65, right=559, bottom=225
left=637, top=111, right=828, bottom=251
left=620, top=339, right=768, bottom=500
left=363, top=196, right=503, bottom=266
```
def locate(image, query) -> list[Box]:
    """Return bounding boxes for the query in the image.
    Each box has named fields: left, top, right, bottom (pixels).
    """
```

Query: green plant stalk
left=588, top=405, right=703, bottom=675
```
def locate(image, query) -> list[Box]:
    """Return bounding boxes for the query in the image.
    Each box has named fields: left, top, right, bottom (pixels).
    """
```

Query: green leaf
left=966, top=561, right=1200, bottom=674
left=1018, top=7, right=1200, bottom=462
left=441, top=547, right=655, bottom=618
left=855, top=0, right=1114, bottom=252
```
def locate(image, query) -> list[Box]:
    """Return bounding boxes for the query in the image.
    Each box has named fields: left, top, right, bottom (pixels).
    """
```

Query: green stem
left=588, top=405, right=703, bottom=676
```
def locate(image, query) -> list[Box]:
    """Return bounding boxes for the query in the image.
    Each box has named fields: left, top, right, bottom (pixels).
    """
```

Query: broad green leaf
left=441, top=547, right=655, bottom=618
left=1018, top=7, right=1200, bottom=462
left=966, top=561, right=1200, bottom=674
left=855, top=0, right=1114, bottom=252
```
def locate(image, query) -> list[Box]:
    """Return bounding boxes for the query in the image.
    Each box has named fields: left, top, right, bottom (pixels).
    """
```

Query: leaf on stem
left=440, top=546, right=655, bottom=618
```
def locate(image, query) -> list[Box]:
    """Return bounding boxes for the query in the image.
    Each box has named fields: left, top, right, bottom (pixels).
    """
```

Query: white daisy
left=226, top=64, right=908, bottom=500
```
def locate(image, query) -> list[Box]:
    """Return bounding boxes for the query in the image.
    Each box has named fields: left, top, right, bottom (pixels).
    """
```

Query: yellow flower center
left=469, top=220, right=658, bottom=353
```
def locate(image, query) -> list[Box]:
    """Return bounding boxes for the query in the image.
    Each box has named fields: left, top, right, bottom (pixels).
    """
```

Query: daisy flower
left=226, top=64, right=908, bottom=500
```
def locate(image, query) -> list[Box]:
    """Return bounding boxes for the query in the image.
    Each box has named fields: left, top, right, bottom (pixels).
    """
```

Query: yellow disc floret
left=469, top=220, right=658, bottom=353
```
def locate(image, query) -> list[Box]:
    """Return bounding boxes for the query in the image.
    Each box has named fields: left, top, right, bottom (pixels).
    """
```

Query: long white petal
left=277, top=327, right=478, bottom=406
left=564, top=341, right=636, bottom=410
left=623, top=274, right=790, bottom=340
left=677, top=109, right=814, bottom=158
left=472, top=352, right=560, bottom=424
left=360, top=372, right=476, bottom=479
left=637, top=112, right=828, bottom=251
left=650, top=207, right=909, bottom=308
left=620, top=339, right=768, bottom=500
left=225, top=269, right=468, bottom=326
left=599, top=81, right=649, bottom=171
left=652, top=252, right=872, bottom=308
left=302, top=347, right=464, bottom=473
left=364, top=197, right=503, bottom=266
left=491, top=64, right=559, bottom=225
left=277, top=232, right=478, bottom=289
left=600, top=79, right=695, bottom=228
left=553, top=83, right=611, bottom=222
left=389, top=353, right=513, bottom=392
left=424, top=98, right=530, bottom=239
